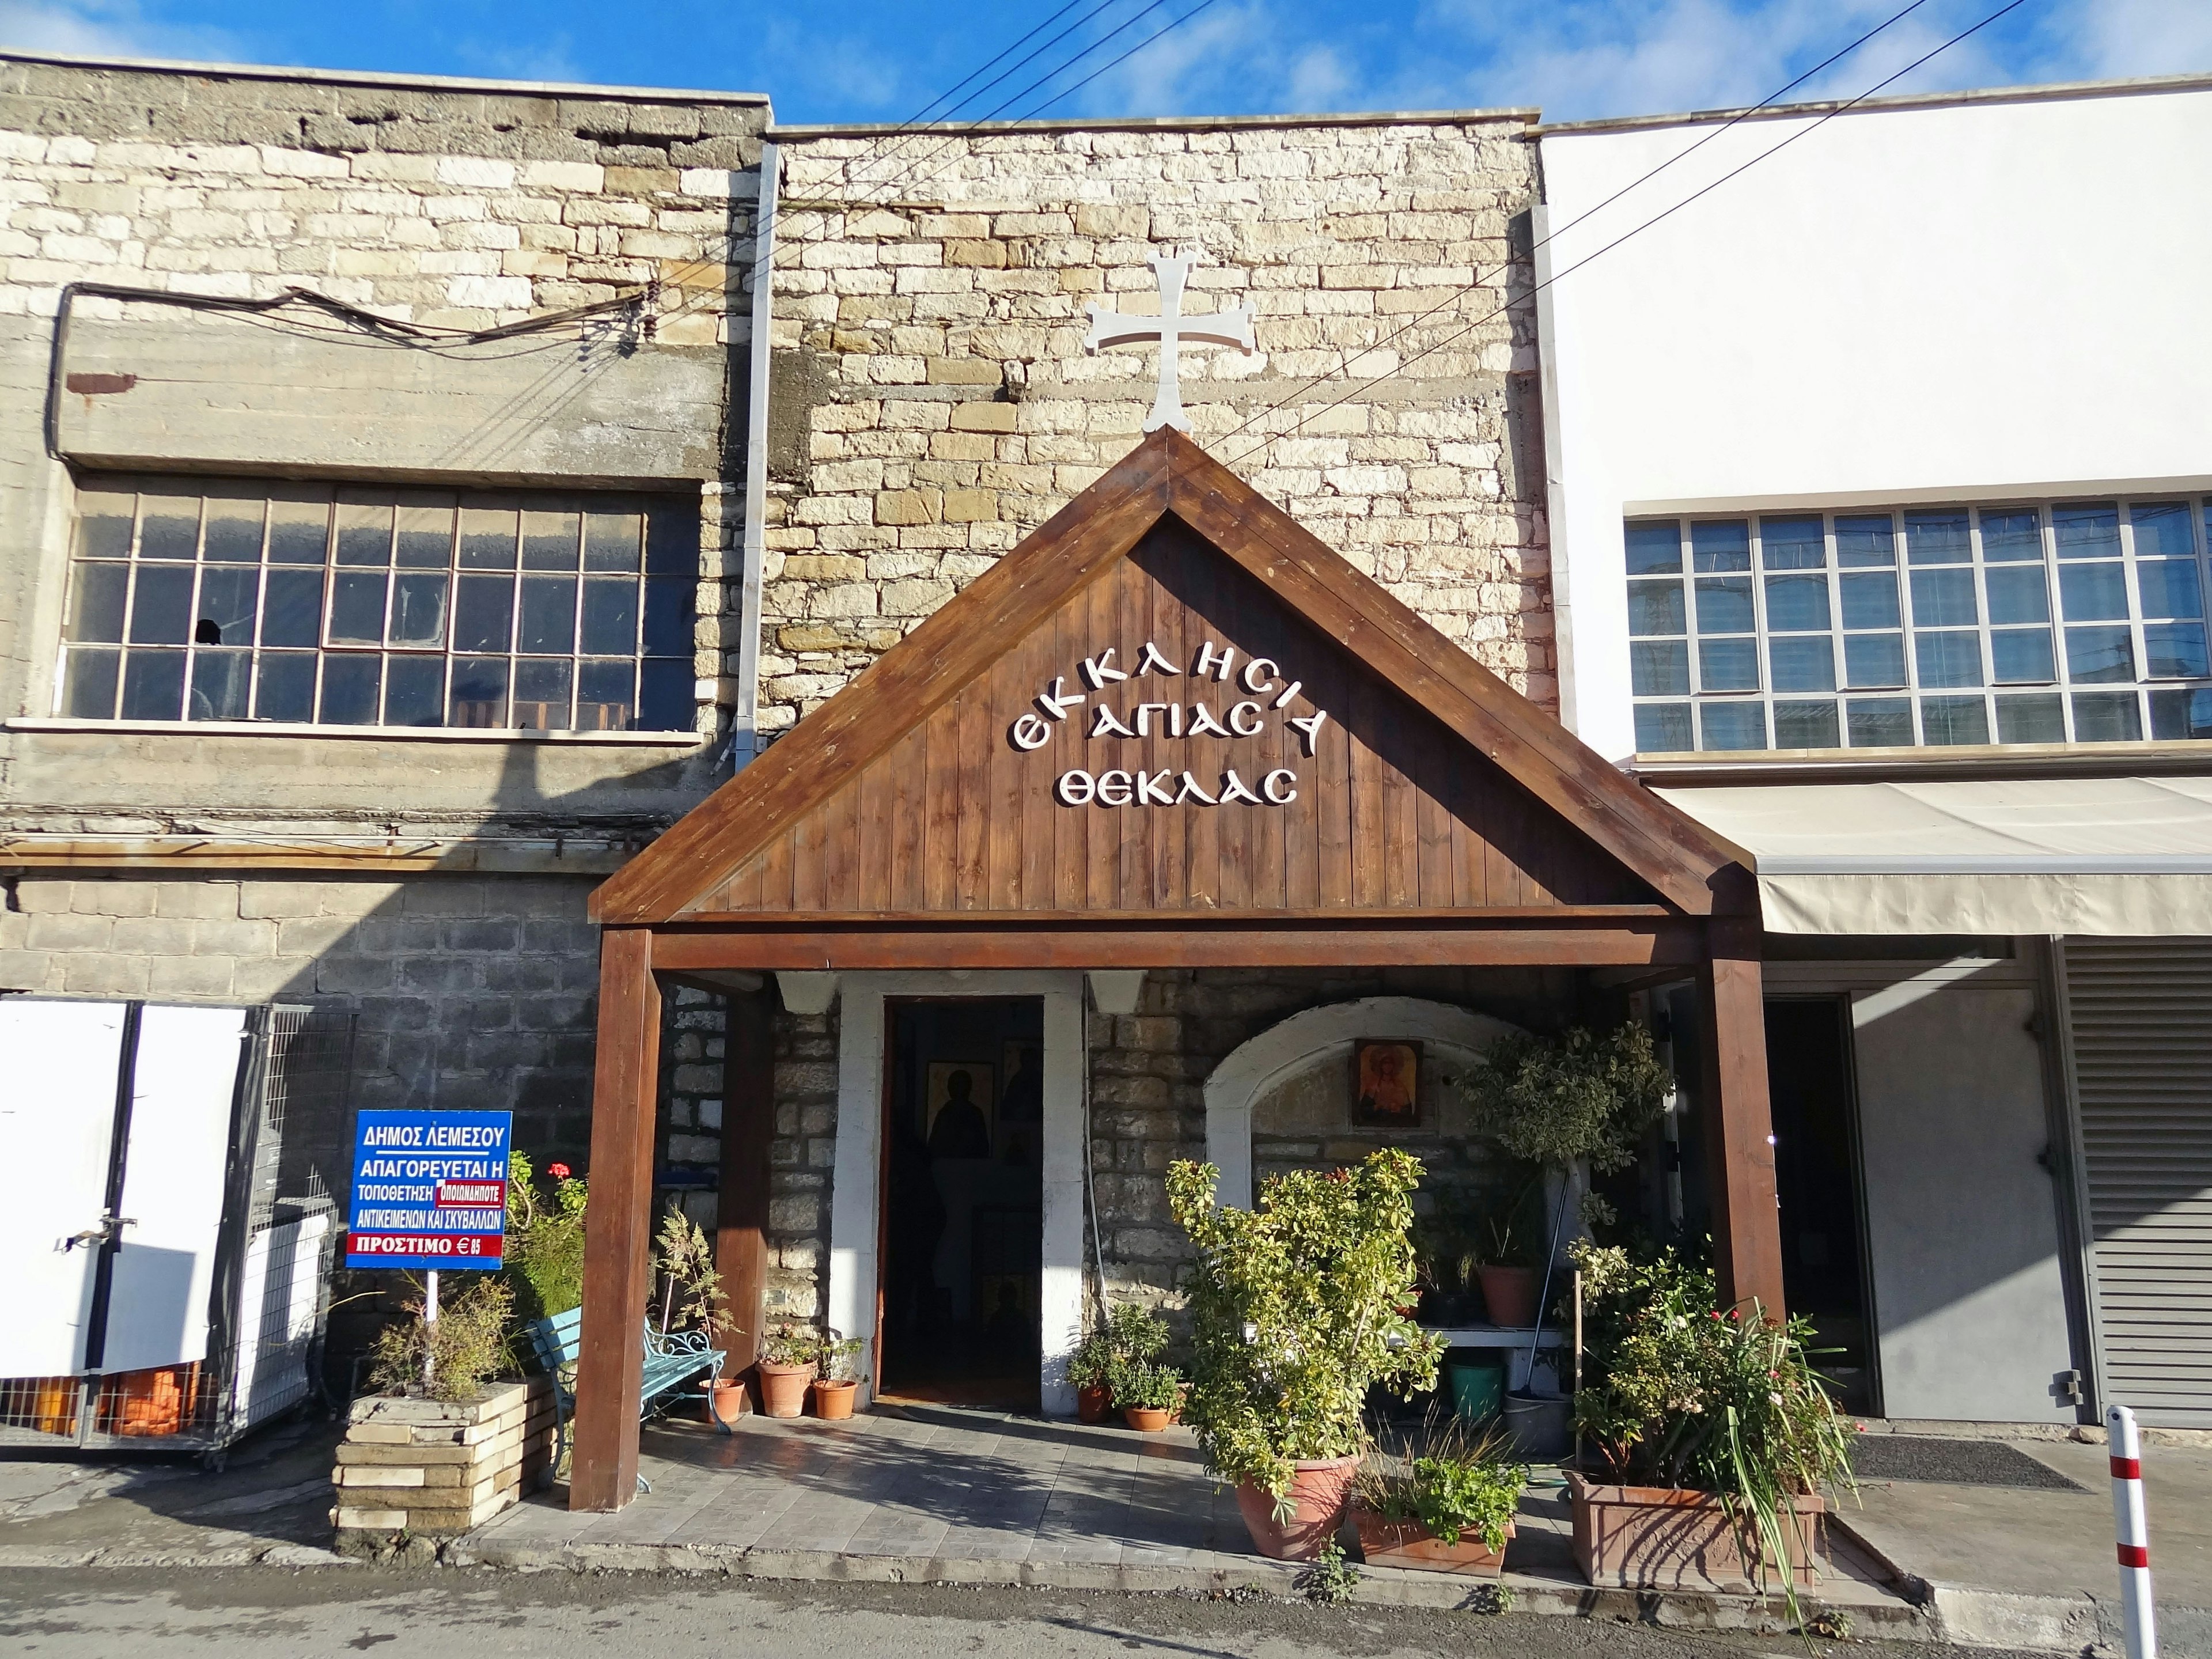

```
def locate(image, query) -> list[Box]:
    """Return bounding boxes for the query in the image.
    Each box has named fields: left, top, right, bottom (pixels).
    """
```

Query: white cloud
left=0, top=0, right=237, bottom=62
left=2060, top=0, right=2212, bottom=79
left=1073, top=2, right=1270, bottom=119
left=1286, top=44, right=1353, bottom=109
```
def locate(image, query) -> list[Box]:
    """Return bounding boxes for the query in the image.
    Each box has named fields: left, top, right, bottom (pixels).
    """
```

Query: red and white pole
left=2109, top=1403, right=2158, bottom=1659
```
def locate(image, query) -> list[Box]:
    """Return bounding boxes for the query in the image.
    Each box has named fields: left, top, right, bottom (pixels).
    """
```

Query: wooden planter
left=1568, top=1472, right=1825, bottom=1590
left=1350, top=1502, right=1513, bottom=1575
left=331, top=1379, right=556, bottom=1554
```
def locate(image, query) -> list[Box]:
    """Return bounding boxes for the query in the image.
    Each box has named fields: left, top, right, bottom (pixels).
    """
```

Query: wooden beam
left=715, top=988, right=774, bottom=1378
left=1697, top=915, right=1786, bottom=1317
left=570, top=927, right=660, bottom=1512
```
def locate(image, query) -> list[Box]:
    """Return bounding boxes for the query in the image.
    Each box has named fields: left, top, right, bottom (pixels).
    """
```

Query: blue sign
left=344, top=1110, right=512, bottom=1271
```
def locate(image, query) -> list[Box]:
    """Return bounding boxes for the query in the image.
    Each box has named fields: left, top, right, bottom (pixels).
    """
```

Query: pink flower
left=547, top=1162, right=572, bottom=1180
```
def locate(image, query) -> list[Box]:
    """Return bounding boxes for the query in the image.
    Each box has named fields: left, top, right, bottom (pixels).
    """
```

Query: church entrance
left=877, top=998, right=1046, bottom=1411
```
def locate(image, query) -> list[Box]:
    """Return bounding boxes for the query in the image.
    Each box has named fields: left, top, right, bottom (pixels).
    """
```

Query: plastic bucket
left=1501, top=1389, right=1572, bottom=1460
left=1445, top=1360, right=1506, bottom=1422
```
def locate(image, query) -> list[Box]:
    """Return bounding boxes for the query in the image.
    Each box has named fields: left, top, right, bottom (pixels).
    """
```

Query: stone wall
left=764, top=1004, right=838, bottom=1323
left=756, top=112, right=1551, bottom=745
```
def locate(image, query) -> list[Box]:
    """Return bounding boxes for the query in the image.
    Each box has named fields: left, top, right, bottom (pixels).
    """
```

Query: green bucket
left=1445, top=1360, right=1506, bottom=1423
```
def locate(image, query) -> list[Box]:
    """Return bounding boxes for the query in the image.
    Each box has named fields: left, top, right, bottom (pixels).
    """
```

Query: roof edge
left=769, top=107, right=1539, bottom=140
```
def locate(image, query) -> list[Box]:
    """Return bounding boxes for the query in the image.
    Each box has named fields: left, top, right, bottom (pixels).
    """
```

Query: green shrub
left=501, top=1150, right=588, bottom=1325
left=1108, top=1358, right=1183, bottom=1412
left=1356, top=1419, right=1527, bottom=1550
left=368, top=1274, right=513, bottom=1402
left=1068, top=1299, right=1168, bottom=1391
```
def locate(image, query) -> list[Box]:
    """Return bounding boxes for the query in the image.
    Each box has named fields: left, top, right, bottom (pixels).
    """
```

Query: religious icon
left=926, top=1062, right=994, bottom=1160
left=1352, top=1040, right=1421, bottom=1128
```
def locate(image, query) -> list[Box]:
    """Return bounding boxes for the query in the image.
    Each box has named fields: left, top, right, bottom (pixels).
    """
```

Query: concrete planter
left=1349, top=1502, right=1513, bottom=1575
left=1568, top=1471, right=1825, bottom=1590
left=331, top=1378, right=556, bottom=1555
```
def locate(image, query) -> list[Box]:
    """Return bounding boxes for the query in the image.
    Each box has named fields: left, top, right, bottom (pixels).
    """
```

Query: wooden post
left=1698, top=912, right=1786, bottom=1318
left=715, top=989, right=774, bottom=1377
left=570, top=927, right=660, bottom=1512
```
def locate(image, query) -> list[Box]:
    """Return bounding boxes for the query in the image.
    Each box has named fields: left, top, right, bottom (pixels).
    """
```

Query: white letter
left=1228, top=700, right=1264, bottom=737
left=1218, top=770, right=1263, bottom=805
left=1135, top=769, right=1175, bottom=806
left=1081, top=647, right=1128, bottom=689
left=1193, top=640, right=1236, bottom=682
left=1262, top=768, right=1299, bottom=804
left=1174, top=771, right=1218, bottom=805
left=1287, top=709, right=1328, bottom=756
left=1134, top=702, right=1173, bottom=736
left=1135, top=640, right=1180, bottom=676
left=1090, top=704, right=1135, bottom=738
left=1238, top=657, right=1279, bottom=695
left=1097, top=770, right=1133, bottom=806
left=1012, top=713, right=1051, bottom=752
left=1055, top=770, right=1096, bottom=806
left=1187, top=703, right=1230, bottom=738
left=1271, top=679, right=1302, bottom=711
left=1036, top=676, right=1086, bottom=720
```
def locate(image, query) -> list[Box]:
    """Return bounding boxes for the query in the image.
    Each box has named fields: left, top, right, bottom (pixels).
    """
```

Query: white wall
left=1536, top=81, right=2212, bottom=760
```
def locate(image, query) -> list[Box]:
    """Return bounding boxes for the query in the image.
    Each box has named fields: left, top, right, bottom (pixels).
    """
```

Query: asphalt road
left=0, top=1568, right=2047, bottom=1659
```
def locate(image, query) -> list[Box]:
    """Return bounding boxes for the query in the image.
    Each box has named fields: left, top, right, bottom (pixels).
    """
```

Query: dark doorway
left=1766, top=997, right=1878, bottom=1416
left=878, top=998, right=1044, bottom=1410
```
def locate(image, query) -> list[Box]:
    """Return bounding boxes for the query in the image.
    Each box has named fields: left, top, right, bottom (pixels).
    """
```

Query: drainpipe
left=730, top=141, right=779, bottom=770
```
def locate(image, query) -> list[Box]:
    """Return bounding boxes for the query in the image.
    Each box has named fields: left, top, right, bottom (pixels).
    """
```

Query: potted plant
left=757, top=1321, right=820, bottom=1419
left=1167, top=1150, right=1444, bottom=1561
left=1067, top=1300, right=1169, bottom=1424
left=1350, top=1421, right=1528, bottom=1576
left=812, top=1331, right=864, bottom=1419
left=1567, top=1240, right=1856, bottom=1605
left=1112, top=1358, right=1183, bottom=1432
left=651, top=1206, right=744, bottom=1425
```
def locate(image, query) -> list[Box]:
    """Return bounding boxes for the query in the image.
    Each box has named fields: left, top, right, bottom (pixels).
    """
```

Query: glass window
left=1624, top=521, right=1683, bottom=574
left=1691, top=520, right=1751, bottom=573
left=57, top=477, right=700, bottom=732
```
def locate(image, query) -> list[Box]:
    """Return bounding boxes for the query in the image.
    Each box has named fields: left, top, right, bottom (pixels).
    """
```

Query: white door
left=0, top=1001, right=127, bottom=1377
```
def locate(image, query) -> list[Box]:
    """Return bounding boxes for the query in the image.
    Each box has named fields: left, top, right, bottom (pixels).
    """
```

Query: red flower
left=547, top=1162, right=572, bottom=1180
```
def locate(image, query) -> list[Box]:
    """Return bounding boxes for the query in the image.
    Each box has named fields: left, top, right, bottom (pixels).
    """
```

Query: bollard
left=2109, top=1403, right=2159, bottom=1659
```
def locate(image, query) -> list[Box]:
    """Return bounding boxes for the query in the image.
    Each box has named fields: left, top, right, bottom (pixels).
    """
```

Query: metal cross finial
left=1084, top=248, right=1255, bottom=433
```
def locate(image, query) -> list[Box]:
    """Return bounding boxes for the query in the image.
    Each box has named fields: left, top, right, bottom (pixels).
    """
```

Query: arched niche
left=1202, top=997, right=1522, bottom=1209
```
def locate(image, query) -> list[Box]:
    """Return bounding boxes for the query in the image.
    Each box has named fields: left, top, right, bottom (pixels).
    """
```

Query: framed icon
left=1352, top=1040, right=1421, bottom=1128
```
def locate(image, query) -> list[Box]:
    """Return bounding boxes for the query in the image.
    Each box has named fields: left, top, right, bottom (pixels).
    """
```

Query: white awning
left=1653, top=775, right=2212, bottom=936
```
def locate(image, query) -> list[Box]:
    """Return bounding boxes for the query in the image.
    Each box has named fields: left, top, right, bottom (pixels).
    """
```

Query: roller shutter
left=2063, top=938, right=2212, bottom=1425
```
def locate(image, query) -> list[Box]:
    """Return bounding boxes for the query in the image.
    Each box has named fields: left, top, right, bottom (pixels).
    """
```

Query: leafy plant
left=1296, top=1537, right=1359, bottom=1605
left=1355, top=1417, right=1527, bottom=1550
left=760, top=1321, right=823, bottom=1369
left=1069, top=1300, right=1169, bottom=1391
left=653, top=1205, right=735, bottom=1343
left=1459, top=1023, right=1671, bottom=1175
left=501, top=1150, right=589, bottom=1325
left=1109, top=1358, right=1183, bottom=1412
left=1167, top=1151, right=1444, bottom=1509
left=817, top=1332, right=865, bottom=1384
left=368, top=1274, right=514, bottom=1402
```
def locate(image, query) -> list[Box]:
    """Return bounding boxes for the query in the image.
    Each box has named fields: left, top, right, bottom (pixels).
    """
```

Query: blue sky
left=2, top=0, right=2208, bottom=126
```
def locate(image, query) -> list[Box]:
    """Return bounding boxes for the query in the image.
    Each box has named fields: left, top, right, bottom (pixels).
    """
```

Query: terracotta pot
left=1568, top=1471, right=1825, bottom=1590
left=1233, top=1455, right=1361, bottom=1560
left=812, top=1377, right=859, bottom=1420
left=1123, top=1405, right=1172, bottom=1433
left=1076, top=1384, right=1112, bottom=1424
left=1476, top=1265, right=1539, bottom=1328
left=757, top=1360, right=815, bottom=1419
left=702, top=1378, right=748, bottom=1425
left=1350, top=1502, right=1513, bottom=1575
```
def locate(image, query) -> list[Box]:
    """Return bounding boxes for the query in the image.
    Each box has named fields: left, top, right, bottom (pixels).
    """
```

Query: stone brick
left=948, top=402, right=1018, bottom=434
left=873, top=489, right=941, bottom=527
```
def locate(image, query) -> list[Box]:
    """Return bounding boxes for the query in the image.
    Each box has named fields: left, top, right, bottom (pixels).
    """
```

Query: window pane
left=1634, top=702, right=1692, bottom=752
left=1698, top=637, right=1759, bottom=692
left=584, top=509, right=643, bottom=573
left=577, top=658, right=635, bottom=730
left=518, top=575, right=578, bottom=654
left=449, top=658, right=510, bottom=728
left=1996, top=693, right=2066, bottom=743
left=1760, top=515, right=1825, bottom=570
left=2145, top=622, right=2210, bottom=680
left=2137, top=559, right=2203, bottom=621
left=1915, top=631, right=1984, bottom=688
left=1922, top=695, right=1990, bottom=746
left=1690, top=520, right=1750, bottom=573
left=389, top=572, right=449, bottom=646
left=2149, top=688, right=2212, bottom=741
left=1904, top=509, right=1970, bottom=565
left=2066, top=624, right=2135, bottom=683
left=2072, top=691, right=2142, bottom=742
left=1839, top=572, right=1899, bottom=630
left=1627, top=579, right=1685, bottom=637
left=521, top=506, right=581, bottom=570
left=384, top=655, right=445, bottom=726
left=580, top=577, right=641, bottom=656
left=2132, top=501, right=2197, bottom=558
left=61, top=647, right=120, bottom=718
left=1698, top=701, right=1767, bottom=751
left=195, top=563, right=259, bottom=647
left=66, top=562, right=128, bottom=642
left=641, top=578, right=695, bottom=657
left=328, top=570, right=389, bottom=644
left=395, top=499, right=456, bottom=569
left=188, top=649, right=251, bottom=720
left=1768, top=635, right=1835, bottom=692
left=1910, top=567, right=1979, bottom=627
left=1843, top=632, right=1906, bottom=688
left=1983, top=565, right=2048, bottom=627
left=75, top=488, right=135, bottom=559
left=255, top=653, right=316, bottom=723
left=262, top=568, right=325, bottom=649
left=1694, top=576, right=1754, bottom=635
left=319, top=654, right=381, bottom=725
left=1846, top=696, right=1914, bottom=748
left=120, top=648, right=185, bottom=718
left=267, top=494, right=331, bottom=565
left=202, top=491, right=264, bottom=563
left=459, top=503, right=518, bottom=569
left=453, top=574, right=515, bottom=653
left=2054, top=502, right=2120, bottom=558
left=645, top=503, right=695, bottom=574
left=335, top=499, right=393, bottom=566
left=1630, top=640, right=1690, bottom=696
left=1835, top=514, right=1895, bottom=567
left=638, top=658, right=692, bottom=732
left=1624, top=521, right=1683, bottom=575
left=1763, top=574, right=1830, bottom=632
left=514, top=658, right=572, bottom=730
left=1979, top=508, right=2043, bottom=562
left=127, top=564, right=195, bottom=645
left=138, top=489, right=199, bottom=560
left=1990, top=628, right=2056, bottom=684
left=1773, top=699, right=1839, bottom=748
left=2058, top=561, right=2129, bottom=620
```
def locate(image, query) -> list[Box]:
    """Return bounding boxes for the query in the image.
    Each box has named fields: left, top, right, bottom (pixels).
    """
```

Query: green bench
left=524, top=1306, right=730, bottom=1494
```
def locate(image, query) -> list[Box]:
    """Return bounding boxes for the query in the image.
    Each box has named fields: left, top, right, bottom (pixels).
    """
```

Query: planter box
left=331, top=1378, right=556, bottom=1554
left=1349, top=1502, right=1512, bottom=1575
left=1568, top=1471, right=1824, bottom=1591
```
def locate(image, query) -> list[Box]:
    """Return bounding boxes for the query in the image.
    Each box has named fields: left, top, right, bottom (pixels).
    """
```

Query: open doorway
left=878, top=998, right=1045, bottom=1410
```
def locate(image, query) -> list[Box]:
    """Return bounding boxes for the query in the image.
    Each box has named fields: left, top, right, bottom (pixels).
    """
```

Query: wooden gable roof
left=592, top=430, right=1748, bottom=927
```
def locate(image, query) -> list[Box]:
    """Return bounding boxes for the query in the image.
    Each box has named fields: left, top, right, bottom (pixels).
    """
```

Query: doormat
left=1851, top=1435, right=2085, bottom=1491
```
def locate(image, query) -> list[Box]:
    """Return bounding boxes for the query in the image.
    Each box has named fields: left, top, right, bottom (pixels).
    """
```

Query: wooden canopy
left=569, top=428, right=1781, bottom=1509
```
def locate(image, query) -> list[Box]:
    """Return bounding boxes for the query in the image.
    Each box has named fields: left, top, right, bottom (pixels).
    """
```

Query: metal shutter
left=2063, top=938, right=2212, bottom=1425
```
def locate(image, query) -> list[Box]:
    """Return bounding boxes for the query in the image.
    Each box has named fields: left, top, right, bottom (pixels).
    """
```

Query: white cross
left=1084, top=248, right=1255, bottom=433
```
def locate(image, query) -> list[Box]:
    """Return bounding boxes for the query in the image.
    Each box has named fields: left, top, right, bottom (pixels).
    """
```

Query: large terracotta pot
left=1476, top=1265, right=1539, bottom=1328
left=1123, top=1405, right=1172, bottom=1433
left=1076, top=1384, right=1112, bottom=1424
left=702, top=1378, right=748, bottom=1426
left=1233, top=1455, right=1361, bottom=1560
left=1568, top=1472, right=1825, bottom=1590
left=1350, top=1502, right=1513, bottom=1575
left=757, top=1360, right=815, bottom=1419
left=812, top=1378, right=858, bottom=1421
